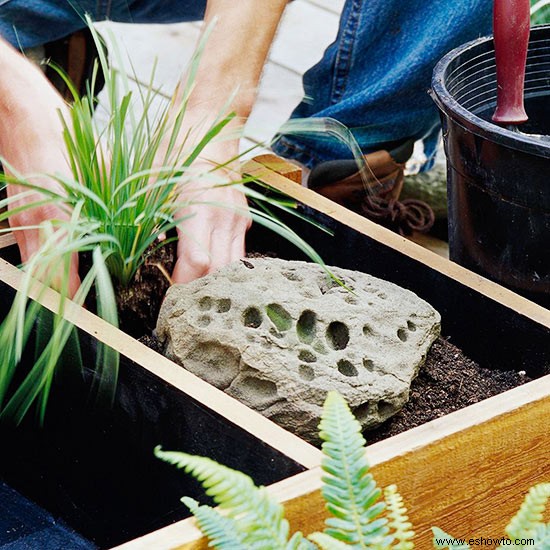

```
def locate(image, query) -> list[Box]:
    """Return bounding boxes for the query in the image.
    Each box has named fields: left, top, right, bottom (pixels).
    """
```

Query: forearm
left=0, top=37, right=68, bottom=173
left=181, top=0, right=288, bottom=120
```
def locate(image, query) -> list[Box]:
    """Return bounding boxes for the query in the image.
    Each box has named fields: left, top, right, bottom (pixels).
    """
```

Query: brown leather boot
left=308, top=140, right=434, bottom=235
left=43, top=28, right=105, bottom=100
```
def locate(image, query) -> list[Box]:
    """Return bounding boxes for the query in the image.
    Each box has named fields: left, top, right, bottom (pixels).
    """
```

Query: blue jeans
left=0, top=0, right=492, bottom=168
left=272, top=0, right=493, bottom=168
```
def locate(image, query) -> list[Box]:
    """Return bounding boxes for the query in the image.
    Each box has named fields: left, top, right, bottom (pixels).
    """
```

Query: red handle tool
left=492, top=0, right=531, bottom=125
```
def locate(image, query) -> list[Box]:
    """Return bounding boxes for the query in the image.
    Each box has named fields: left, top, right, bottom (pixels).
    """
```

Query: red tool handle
left=492, top=0, right=531, bottom=125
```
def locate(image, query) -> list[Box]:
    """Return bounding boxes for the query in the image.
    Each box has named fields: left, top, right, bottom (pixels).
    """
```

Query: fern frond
left=308, top=531, right=352, bottom=549
left=155, top=446, right=292, bottom=549
left=529, top=522, right=550, bottom=549
left=319, top=391, right=389, bottom=547
left=181, top=497, right=247, bottom=549
left=288, top=532, right=318, bottom=550
left=505, top=483, right=550, bottom=542
left=384, top=485, right=414, bottom=549
left=432, top=527, right=470, bottom=549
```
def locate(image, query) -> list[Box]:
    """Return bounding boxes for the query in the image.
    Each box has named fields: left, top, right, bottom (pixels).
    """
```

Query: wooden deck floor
left=95, top=0, right=345, bottom=155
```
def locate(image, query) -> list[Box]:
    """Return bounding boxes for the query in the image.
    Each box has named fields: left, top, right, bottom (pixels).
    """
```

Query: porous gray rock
left=156, top=258, right=441, bottom=443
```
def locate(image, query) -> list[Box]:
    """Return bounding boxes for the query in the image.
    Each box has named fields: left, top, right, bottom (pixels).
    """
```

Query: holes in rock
left=197, top=315, right=211, bottom=327
left=269, top=327, right=284, bottom=339
left=266, top=303, right=292, bottom=332
left=299, top=364, right=315, bottom=381
left=363, top=324, right=373, bottom=336
left=312, top=340, right=328, bottom=355
left=407, top=320, right=417, bottom=332
left=319, top=278, right=341, bottom=294
left=186, top=342, right=240, bottom=390
left=198, top=296, right=213, bottom=311
left=377, top=400, right=396, bottom=418
left=352, top=402, right=376, bottom=423
left=363, top=358, right=375, bottom=371
left=345, top=294, right=358, bottom=305
left=216, top=298, right=232, bottom=313
left=282, top=270, right=302, bottom=282
left=326, top=322, right=349, bottom=350
left=378, top=292, right=387, bottom=300
left=297, top=310, right=317, bottom=344
left=397, top=328, right=408, bottom=342
left=298, top=350, right=317, bottom=363
left=337, top=359, right=357, bottom=377
left=240, top=376, right=278, bottom=398
left=243, top=307, right=262, bottom=328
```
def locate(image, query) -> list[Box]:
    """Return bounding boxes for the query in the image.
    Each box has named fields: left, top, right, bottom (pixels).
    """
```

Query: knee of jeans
left=113, top=0, right=207, bottom=24
left=0, top=0, right=96, bottom=48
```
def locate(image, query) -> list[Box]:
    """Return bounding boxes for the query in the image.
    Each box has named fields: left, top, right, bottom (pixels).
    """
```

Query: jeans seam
left=329, top=0, right=363, bottom=105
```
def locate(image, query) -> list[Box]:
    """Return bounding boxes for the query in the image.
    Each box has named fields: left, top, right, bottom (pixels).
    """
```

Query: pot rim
left=431, top=24, right=550, bottom=159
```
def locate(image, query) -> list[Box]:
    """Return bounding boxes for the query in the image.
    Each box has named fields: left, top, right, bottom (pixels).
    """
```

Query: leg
left=0, top=0, right=206, bottom=49
left=272, top=0, right=493, bottom=168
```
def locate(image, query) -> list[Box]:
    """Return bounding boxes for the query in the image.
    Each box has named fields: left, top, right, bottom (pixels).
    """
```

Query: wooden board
left=114, top=375, right=550, bottom=549
left=1, top=159, right=548, bottom=549
left=0, top=258, right=321, bottom=472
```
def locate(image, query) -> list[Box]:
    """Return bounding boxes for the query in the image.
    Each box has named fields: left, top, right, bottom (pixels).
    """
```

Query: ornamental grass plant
left=0, top=19, right=326, bottom=424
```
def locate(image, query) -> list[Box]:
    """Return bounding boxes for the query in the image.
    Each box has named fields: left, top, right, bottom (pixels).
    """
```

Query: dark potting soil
left=119, top=250, right=532, bottom=445
left=80, top=239, right=177, bottom=338
left=115, top=240, right=177, bottom=337
left=139, top=327, right=531, bottom=445
left=365, top=337, right=532, bottom=443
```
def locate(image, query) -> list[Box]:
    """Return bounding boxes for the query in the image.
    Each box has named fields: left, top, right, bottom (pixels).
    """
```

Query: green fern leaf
left=505, top=483, right=550, bottom=542
left=181, top=497, right=247, bottom=549
left=318, top=391, right=389, bottom=547
left=384, top=485, right=414, bottom=549
left=432, top=527, right=470, bottom=549
left=288, top=532, right=318, bottom=550
left=529, top=522, right=550, bottom=549
left=309, top=531, right=354, bottom=549
left=155, top=446, right=292, bottom=549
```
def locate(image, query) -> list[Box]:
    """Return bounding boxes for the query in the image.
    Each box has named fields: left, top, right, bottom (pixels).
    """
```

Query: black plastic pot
left=431, top=25, right=550, bottom=308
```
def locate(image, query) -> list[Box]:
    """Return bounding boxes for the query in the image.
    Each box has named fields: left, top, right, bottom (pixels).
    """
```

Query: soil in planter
left=80, top=239, right=177, bottom=338
left=365, top=337, right=532, bottom=443
left=85, top=247, right=534, bottom=445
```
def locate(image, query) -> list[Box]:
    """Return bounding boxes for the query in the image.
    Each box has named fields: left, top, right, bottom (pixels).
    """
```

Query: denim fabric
left=0, top=0, right=206, bottom=48
left=272, top=0, right=493, bottom=168
left=0, top=0, right=492, bottom=168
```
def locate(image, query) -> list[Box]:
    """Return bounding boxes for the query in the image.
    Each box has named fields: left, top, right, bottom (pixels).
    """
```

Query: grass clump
left=0, top=19, right=326, bottom=423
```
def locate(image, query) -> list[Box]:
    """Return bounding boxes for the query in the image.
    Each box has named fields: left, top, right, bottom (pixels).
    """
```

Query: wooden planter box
left=0, top=159, right=548, bottom=548
left=0, top=257, right=320, bottom=549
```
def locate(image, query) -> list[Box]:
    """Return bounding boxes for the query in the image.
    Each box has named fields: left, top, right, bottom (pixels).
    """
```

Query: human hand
left=0, top=41, right=80, bottom=296
left=170, top=141, right=251, bottom=284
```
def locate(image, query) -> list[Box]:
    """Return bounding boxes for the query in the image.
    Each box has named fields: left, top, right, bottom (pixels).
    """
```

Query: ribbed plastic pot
left=431, top=25, right=550, bottom=308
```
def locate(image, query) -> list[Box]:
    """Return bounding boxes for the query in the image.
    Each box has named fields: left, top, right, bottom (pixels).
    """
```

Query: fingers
left=171, top=199, right=250, bottom=285
left=12, top=225, right=81, bottom=299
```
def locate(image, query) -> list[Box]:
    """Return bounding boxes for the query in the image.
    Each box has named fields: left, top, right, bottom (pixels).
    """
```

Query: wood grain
left=114, top=377, right=550, bottom=549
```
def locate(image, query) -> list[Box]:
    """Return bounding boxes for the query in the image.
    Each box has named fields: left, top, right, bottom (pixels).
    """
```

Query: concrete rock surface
left=156, top=258, right=441, bottom=443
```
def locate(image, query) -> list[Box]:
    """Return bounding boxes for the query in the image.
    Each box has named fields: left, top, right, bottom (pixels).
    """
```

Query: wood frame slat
left=114, top=376, right=550, bottom=549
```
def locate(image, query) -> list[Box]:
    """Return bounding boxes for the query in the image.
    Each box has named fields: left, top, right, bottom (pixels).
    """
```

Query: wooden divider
left=114, top=376, right=550, bottom=549
left=1, top=158, right=548, bottom=549
left=245, top=158, right=550, bottom=328
left=0, top=258, right=322, bottom=471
